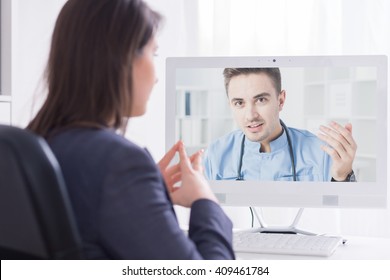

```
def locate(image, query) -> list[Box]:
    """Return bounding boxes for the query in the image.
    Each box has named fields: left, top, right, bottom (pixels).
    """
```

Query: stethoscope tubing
left=237, top=119, right=297, bottom=181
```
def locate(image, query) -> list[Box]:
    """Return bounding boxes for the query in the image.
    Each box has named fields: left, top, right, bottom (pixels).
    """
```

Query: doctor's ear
left=278, top=90, right=286, bottom=110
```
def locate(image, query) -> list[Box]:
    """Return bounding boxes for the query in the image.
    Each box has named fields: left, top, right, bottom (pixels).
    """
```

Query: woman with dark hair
left=27, top=0, right=234, bottom=260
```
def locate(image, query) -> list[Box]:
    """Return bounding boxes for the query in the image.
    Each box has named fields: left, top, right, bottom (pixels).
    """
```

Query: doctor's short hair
left=223, top=68, right=282, bottom=95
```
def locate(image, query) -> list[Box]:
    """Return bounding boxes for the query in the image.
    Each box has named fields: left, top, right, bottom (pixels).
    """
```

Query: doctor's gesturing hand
left=317, top=121, right=357, bottom=181
left=158, top=141, right=218, bottom=207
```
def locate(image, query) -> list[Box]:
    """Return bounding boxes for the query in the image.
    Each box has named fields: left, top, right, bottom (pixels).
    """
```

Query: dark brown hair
left=223, top=68, right=282, bottom=95
left=27, top=0, right=162, bottom=138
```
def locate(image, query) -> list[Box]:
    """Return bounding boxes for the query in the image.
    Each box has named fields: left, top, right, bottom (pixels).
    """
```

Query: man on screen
left=203, top=68, right=357, bottom=182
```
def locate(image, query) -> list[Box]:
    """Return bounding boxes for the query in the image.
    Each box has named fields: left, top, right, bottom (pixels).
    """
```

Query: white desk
left=236, top=236, right=390, bottom=260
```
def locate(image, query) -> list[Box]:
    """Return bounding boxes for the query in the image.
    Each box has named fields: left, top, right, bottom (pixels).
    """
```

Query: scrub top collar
left=244, top=128, right=288, bottom=154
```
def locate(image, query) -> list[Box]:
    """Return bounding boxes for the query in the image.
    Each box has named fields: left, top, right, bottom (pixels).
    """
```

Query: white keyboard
left=233, top=231, right=343, bottom=257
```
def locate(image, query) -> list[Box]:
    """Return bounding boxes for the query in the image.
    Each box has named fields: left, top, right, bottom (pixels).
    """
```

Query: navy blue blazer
left=48, top=127, right=234, bottom=259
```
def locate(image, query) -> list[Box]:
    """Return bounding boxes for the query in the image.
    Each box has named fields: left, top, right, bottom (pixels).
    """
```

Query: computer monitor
left=165, top=55, right=387, bottom=209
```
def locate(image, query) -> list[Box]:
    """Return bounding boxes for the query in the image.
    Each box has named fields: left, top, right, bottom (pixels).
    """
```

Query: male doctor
left=203, top=68, right=357, bottom=182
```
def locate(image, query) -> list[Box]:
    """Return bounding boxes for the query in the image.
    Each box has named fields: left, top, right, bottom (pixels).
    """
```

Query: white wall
left=2, top=0, right=66, bottom=127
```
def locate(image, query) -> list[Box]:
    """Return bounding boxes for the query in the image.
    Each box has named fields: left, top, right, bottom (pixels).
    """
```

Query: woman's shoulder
left=49, top=127, right=150, bottom=162
left=51, top=127, right=131, bottom=144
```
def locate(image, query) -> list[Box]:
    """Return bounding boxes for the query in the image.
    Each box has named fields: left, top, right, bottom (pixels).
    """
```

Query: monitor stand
left=249, top=207, right=317, bottom=236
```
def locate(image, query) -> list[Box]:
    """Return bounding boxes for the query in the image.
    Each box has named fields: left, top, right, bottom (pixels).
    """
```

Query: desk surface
left=236, top=236, right=390, bottom=260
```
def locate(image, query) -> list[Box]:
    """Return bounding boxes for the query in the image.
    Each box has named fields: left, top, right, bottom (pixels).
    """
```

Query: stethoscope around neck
left=236, top=119, right=297, bottom=181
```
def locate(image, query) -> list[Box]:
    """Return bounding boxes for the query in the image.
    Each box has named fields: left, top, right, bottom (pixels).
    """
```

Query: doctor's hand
left=317, top=122, right=357, bottom=181
left=158, top=141, right=217, bottom=207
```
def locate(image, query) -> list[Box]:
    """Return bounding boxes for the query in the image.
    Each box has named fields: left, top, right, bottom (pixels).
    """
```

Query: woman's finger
left=178, top=142, right=192, bottom=172
left=191, top=150, right=204, bottom=172
left=158, top=141, right=180, bottom=170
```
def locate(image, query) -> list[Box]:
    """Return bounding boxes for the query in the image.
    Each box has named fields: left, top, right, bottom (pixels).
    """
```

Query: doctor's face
left=227, top=73, right=285, bottom=145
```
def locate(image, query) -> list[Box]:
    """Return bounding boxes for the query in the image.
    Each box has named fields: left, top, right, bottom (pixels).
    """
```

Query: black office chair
left=0, top=125, right=82, bottom=259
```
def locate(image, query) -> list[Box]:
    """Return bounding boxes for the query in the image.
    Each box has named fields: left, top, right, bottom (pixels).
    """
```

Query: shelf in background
left=0, top=95, right=11, bottom=102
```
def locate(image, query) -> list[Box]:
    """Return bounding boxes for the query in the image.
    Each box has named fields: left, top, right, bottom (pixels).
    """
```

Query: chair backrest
left=0, top=125, right=82, bottom=259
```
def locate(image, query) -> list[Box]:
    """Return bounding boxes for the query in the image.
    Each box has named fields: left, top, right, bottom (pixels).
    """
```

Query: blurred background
left=1, top=0, right=390, bottom=238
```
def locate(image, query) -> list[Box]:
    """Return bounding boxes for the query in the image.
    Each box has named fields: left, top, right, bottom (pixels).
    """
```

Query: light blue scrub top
left=203, top=127, right=332, bottom=181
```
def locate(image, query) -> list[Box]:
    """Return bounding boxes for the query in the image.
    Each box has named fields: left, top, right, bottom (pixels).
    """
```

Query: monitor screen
left=165, top=56, right=387, bottom=208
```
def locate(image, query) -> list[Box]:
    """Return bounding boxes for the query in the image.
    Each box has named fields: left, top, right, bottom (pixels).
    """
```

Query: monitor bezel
left=165, top=55, right=388, bottom=208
